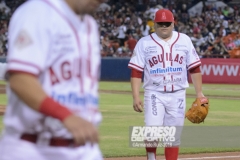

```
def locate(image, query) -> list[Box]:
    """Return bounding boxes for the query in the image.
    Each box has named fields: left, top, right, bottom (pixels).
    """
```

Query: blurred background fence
left=1, top=58, right=238, bottom=84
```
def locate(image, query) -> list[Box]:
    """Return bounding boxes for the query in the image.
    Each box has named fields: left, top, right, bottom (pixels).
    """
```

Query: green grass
left=0, top=80, right=6, bottom=85
left=99, top=92, right=240, bottom=157
left=99, top=81, right=240, bottom=157
left=0, top=94, right=7, bottom=105
left=0, top=116, right=3, bottom=132
left=0, top=81, right=240, bottom=157
left=99, top=93, right=145, bottom=157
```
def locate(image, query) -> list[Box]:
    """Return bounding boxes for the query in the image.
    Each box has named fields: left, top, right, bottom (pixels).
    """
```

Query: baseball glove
left=185, top=97, right=209, bottom=124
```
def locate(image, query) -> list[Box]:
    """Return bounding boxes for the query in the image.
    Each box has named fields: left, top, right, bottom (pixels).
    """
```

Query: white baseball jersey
left=128, top=31, right=201, bottom=92
left=4, top=0, right=101, bottom=138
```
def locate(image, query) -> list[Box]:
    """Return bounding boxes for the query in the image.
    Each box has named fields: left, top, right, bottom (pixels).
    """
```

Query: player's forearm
left=9, top=73, right=47, bottom=111
left=190, top=73, right=204, bottom=98
left=130, top=77, right=142, bottom=99
left=9, top=73, right=72, bottom=121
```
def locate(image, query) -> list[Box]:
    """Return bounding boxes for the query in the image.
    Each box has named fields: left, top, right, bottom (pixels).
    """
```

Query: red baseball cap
left=154, top=9, right=174, bottom=22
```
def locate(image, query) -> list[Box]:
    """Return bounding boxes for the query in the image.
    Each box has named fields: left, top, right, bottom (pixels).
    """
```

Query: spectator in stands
left=101, top=34, right=114, bottom=57
left=226, top=37, right=236, bottom=50
left=2, top=0, right=240, bottom=58
left=0, top=27, right=7, bottom=55
left=97, top=2, right=111, bottom=12
left=116, top=22, right=127, bottom=47
left=218, top=25, right=227, bottom=37
left=147, top=17, right=155, bottom=34
left=222, top=6, right=230, bottom=17
left=0, top=42, right=3, bottom=56
left=192, top=22, right=201, bottom=35
left=207, top=30, right=215, bottom=45
left=233, top=35, right=240, bottom=47
left=124, top=34, right=137, bottom=54
left=126, top=22, right=136, bottom=37
left=0, top=0, right=10, bottom=15
left=140, top=20, right=150, bottom=37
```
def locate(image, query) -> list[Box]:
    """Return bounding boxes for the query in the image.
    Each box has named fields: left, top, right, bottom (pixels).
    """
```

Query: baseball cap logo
left=162, top=12, right=166, bottom=20
left=154, top=9, right=174, bottom=23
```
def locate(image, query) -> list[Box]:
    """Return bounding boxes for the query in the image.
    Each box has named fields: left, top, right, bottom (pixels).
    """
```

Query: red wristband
left=39, top=97, right=73, bottom=121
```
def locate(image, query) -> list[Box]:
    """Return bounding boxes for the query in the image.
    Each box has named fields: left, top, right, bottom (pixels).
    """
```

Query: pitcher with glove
left=128, top=9, right=208, bottom=160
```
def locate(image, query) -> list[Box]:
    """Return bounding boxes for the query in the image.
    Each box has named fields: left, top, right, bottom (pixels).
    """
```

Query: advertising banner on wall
left=189, top=59, right=240, bottom=84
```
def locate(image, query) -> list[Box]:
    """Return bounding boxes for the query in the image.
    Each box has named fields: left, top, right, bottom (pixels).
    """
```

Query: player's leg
left=163, top=89, right=186, bottom=160
left=0, top=133, right=45, bottom=160
left=144, top=91, right=165, bottom=160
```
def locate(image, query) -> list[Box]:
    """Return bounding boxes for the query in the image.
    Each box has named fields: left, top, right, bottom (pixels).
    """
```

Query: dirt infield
left=0, top=105, right=5, bottom=116
left=105, top=152, right=240, bottom=160
left=99, top=90, right=240, bottom=100
left=0, top=84, right=5, bottom=94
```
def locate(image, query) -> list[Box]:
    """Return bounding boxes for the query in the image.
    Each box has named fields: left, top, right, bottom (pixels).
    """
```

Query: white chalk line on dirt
left=175, top=155, right=240, bottom=160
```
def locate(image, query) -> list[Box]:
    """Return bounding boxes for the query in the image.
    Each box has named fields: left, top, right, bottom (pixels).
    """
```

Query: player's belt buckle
left=20, top=133, right=76, bottom=147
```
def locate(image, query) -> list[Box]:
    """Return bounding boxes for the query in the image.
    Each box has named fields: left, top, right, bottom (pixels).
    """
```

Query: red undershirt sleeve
left=131, top=69, right=143, bottom=78
left=189, top=65, right=201, bottom=74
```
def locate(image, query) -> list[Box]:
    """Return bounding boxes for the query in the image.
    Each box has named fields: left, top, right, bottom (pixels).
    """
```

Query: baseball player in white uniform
left=128, top=9, right=206, bottom=160
left=0, top=0, right=104, bottom=160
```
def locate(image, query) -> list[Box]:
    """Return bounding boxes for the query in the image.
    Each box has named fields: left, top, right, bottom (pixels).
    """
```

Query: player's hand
left=196, top=92, right=205, bottom=98
left=133, top=97, right=143, bottom=112
left=62, top=115, right=99, bottom=146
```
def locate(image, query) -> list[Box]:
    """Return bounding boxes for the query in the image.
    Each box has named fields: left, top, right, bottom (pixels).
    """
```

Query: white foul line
left=177, top=155, right=240, bottom=160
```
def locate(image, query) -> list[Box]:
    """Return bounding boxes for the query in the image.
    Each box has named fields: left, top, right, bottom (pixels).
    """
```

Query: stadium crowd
left=0, top=0, right=240, bottom=58
left=0, top=0, right=25, bottom=56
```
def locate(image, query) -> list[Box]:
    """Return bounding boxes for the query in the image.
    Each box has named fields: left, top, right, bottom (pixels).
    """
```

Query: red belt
left=20, top=133, right=76, bottom=147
